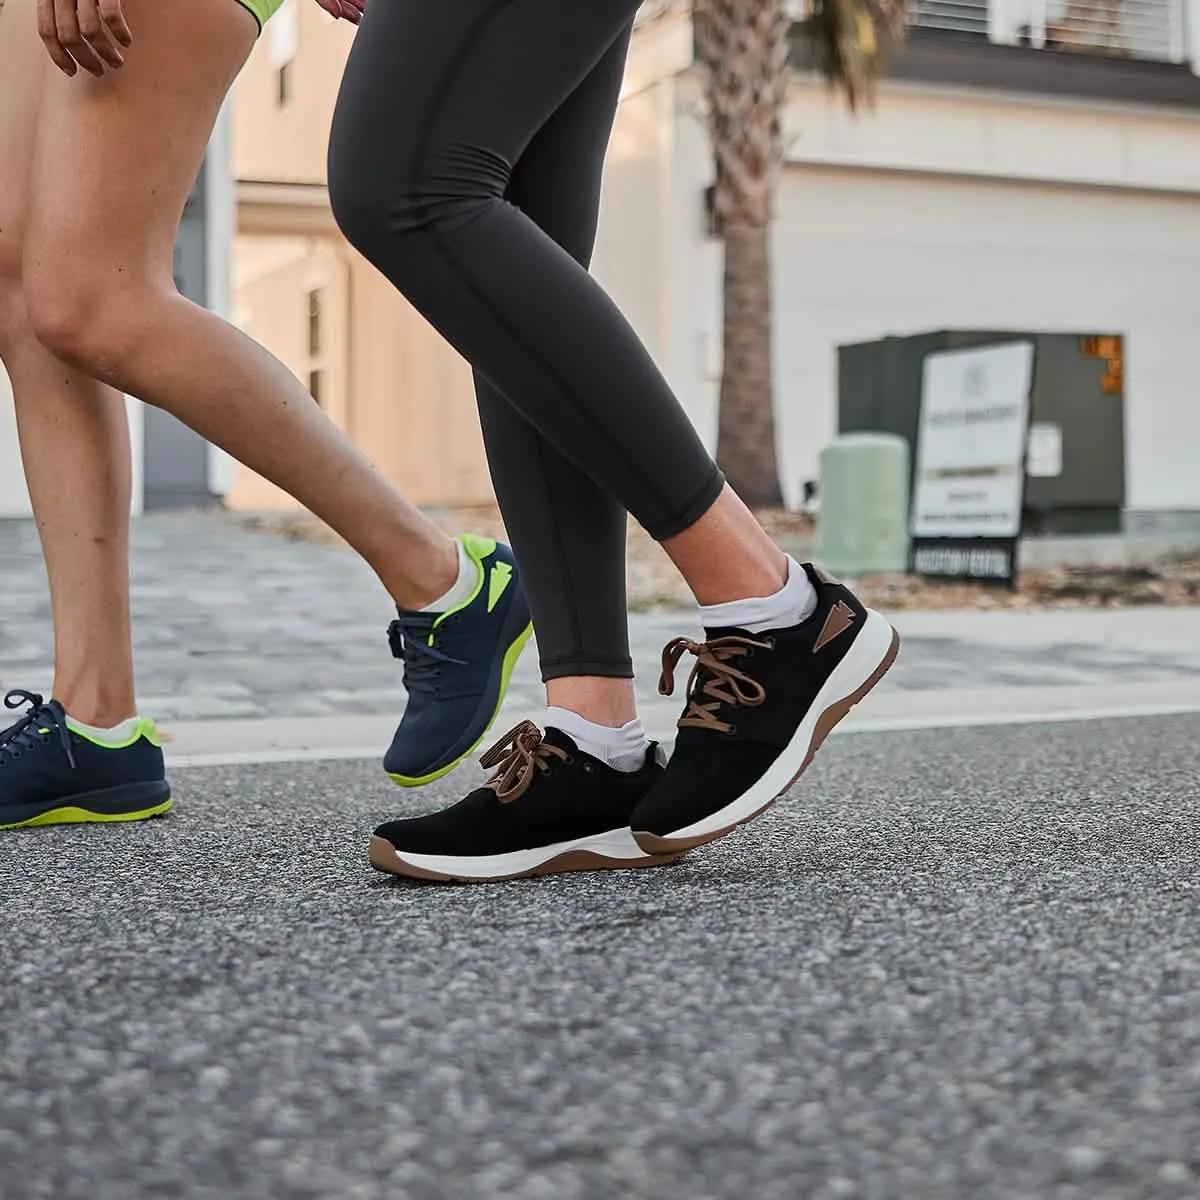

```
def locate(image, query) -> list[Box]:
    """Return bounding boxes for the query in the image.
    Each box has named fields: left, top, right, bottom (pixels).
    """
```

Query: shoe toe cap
left=633, top=739, right=779, bottom=835
left=384, top=699, right=482, bottom=779
left=373, top=814, right=442, bottom=853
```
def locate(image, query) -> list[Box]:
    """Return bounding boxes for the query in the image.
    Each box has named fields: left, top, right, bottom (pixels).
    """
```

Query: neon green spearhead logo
left=488, top=561, right=513, bottom=613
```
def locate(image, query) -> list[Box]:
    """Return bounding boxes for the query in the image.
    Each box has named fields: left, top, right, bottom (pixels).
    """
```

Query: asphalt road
left=3, top=714, right=1199, bottom=1200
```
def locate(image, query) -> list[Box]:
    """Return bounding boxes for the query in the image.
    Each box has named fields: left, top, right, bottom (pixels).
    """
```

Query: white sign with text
left=911, top=342, right=1034, bottom=540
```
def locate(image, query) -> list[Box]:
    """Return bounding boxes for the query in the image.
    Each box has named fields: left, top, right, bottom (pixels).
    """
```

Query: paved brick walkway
left=2, top=511, right=1199, bottom=726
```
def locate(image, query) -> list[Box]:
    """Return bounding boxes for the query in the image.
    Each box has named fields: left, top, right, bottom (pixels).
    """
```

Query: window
left=910, top=0, right=1182, bottom=63
left=277, top=61, right=292, bottom=107
left=271, top=0, right=298, bottom=107
left=307, top=288, right=323, bottom=358
left=305, top=281, right=328, bottom=408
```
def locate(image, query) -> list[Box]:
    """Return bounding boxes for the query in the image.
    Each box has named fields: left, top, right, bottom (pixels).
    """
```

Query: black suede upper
left=633, top=566, right=870, bottom=837
left=376, top=728, right=664, bottom=857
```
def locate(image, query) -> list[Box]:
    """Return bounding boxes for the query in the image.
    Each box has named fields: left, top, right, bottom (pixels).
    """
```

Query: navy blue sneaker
left=384, top=534, right=534, bottom=786
left=0, top=690, right=172, bottom=830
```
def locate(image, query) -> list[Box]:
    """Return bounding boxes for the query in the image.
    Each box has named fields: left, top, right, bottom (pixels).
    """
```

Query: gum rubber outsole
left=368, top=834, right=683, bottom=885
left=635, top=628, right=901, bottom=856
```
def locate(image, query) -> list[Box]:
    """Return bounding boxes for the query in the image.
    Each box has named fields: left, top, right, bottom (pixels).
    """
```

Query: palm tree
left=693, top=0, right=908, bottom=506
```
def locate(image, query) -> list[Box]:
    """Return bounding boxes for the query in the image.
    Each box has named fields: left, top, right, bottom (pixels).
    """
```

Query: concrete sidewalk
left=2, top=511, right=1198, bottom=763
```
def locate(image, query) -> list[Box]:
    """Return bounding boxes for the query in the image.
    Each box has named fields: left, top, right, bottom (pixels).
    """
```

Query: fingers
left=98, top=0, right=132, bottom=47
left=40, top=0, right=126, bottom=77
left=38, top=0, right=79, bottom=74
left=55, top=0, right=106, bottom=75
left=75, top=0, right=125, bottom=70
left=312, top=0, right=363, bottom=24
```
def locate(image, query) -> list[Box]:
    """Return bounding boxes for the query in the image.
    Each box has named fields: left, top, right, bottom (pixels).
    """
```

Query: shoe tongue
left=394, top=606, right=437, bottom=627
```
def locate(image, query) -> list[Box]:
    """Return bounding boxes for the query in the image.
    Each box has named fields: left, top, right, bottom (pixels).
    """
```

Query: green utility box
left=837, top=330, right=1127, bottom=535
left=817, top=434, right=910, bottom=576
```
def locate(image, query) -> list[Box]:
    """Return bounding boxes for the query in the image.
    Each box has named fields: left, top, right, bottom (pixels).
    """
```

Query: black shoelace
left=0, top=690, right=77, bottom=770
left=387, top=614, right=466, bottom=698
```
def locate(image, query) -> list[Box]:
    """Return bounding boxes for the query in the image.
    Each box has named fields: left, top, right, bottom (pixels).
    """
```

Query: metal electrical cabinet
left=837, top=330, right=1127, bottom=536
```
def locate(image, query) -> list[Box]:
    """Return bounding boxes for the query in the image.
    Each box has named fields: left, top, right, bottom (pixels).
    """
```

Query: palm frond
left=798, top=0, right=910, bottom=110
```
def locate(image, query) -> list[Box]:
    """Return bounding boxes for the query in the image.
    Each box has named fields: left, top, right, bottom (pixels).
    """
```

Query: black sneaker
left=0, top=690, right=172, bottom=830
left=369, top=721, right=681, bottom=883
left=632, top=565, right=899, bottom=855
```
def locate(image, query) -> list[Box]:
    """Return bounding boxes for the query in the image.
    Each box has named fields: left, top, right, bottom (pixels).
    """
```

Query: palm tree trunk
left=715, top=220, right=783, bottom=506
left=695, top=0, right=790, bottom=508
left=692, top=0, right=907, bottom=508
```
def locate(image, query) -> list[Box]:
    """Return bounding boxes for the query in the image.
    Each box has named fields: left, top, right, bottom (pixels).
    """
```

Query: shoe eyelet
left=765, top=638, right=776, bottom=650
left=564, top=755, right=575, bottom=765
left=726, top=725, right=738, bottom=736
left=582, top=761, right=593, bottom=773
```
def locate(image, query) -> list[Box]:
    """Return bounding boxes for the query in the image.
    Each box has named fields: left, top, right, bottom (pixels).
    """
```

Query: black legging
left=328, top=0, right=724, bottom=680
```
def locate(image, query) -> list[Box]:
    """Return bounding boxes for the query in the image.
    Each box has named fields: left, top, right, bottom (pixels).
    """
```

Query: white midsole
left=660, top=609, right=898, bottom=841
left=390, top=827, right=653, bottom=878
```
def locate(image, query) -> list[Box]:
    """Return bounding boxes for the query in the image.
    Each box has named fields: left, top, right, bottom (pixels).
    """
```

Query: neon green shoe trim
left=429, top=534, right=496, bottom=640
left=487, top=561, right=514, bottom=613
left=459, top=532, right=498, bottom=563
left=63, top=717, right=163, bottom=750
left=0, top=797, right=173, bottom=831
left=387, top=620, right=533, bottom=788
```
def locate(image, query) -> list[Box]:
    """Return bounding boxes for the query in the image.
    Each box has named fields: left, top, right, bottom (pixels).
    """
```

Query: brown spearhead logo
left=813, top=600, right=856, bottom=653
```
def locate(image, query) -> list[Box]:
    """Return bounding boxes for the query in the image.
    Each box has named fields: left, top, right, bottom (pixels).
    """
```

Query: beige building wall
left=228, top=0, right=488, bottom=511
left=223, top=3, right=698, bottom=514
left=234, top=1, right=353, bottom=186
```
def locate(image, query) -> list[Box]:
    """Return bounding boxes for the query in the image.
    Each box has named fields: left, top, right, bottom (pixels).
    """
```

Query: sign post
left=909, top=341, right=1035, bottom=588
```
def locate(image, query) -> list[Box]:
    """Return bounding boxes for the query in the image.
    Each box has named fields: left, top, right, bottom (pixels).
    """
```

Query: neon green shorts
left=238, top=0, right=286, bottom=30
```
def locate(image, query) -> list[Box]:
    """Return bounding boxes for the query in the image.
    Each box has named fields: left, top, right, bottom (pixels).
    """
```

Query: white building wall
left=0, top=367, right=29, bottom=519
left=772, top=167, right=1200, bottom=513
left=593, top=79, right=674, bottom=382
left=0, top=366, right=144, bottom=519
left=601, top=69, right=1200, bottom=511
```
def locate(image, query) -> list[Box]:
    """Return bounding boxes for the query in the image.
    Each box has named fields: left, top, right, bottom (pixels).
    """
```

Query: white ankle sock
left=698, top=556, right=818, bottom=634
left=65, top=715, right=140, bottom=747
left=544, top=707, right=650, bottom=774
left=420, top=540, right=480, bottom=614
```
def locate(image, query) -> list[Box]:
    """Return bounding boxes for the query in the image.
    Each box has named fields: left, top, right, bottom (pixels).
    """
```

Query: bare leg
left=21, top=0, right=457, bottom=611
left=0, top=0, right=135, bottom=726
left=661, top=487, right=788, bottom=606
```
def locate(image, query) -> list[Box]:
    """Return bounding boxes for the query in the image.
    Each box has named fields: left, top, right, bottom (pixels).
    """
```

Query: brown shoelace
left=658, top=635, right=773, bottom=733
left=479, top=719, right=570, bottom=803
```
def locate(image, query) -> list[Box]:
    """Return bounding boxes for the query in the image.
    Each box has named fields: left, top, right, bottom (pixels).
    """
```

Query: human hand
left=311, top=0, right=365, bottom=24
left=38, top=0, right=131, bottom=77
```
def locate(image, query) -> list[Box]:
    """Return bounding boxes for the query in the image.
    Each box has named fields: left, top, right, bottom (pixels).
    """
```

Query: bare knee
left=328, top=141, right=505, bottom=285
left=0, top=241, right=31, bottom=358
left=0, top=286, right=26, bottom=361
left=24, top=255, right=157, bottom=384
